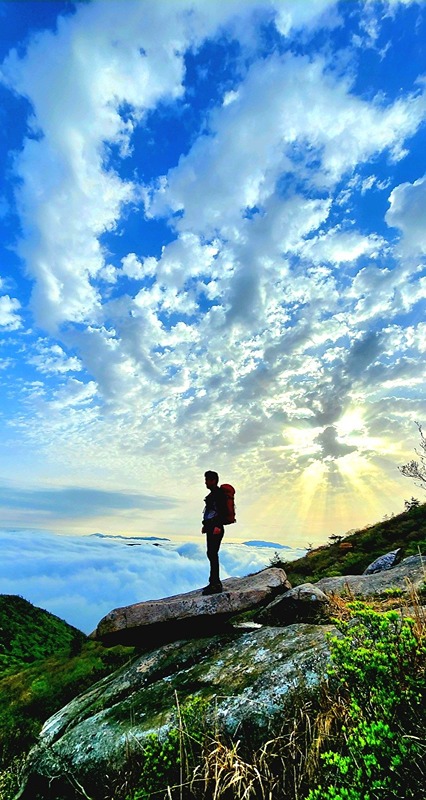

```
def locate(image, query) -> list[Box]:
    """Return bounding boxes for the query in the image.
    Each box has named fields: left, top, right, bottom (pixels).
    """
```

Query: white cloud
left=0, top=295, right=21, bottom=329
left=386, top=175, right=426, bottom=254
left=273, top=0, right=339, bottom=35
left=29, top=342, right=82, bottom=374
left=148, top=52, right=426, bottom=233
left=49, top=378, right=98, bottom=410
left=300, top=229, right=385, bottom=264
left=2, top=0, right=343, bottom=333
left=1, top=0, right=196, bottom=330
left=0, top=528, right=303, bottom=633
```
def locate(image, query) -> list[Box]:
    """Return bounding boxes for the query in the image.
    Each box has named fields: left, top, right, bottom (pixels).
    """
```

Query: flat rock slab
left=95, top=567, right=291, bottom=645
left=315, top=555, right=425, bottom=597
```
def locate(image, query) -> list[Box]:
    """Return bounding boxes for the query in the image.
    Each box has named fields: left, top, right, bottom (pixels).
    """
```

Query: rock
left=315, top=555, right=425, bottom=597
left=363, top=548, right=403, bottom=574
left=94, top=567, right=291, bottom=645
left=15, top=621, right=334, bottom=800
left=255, top=583, right=330, bottom=625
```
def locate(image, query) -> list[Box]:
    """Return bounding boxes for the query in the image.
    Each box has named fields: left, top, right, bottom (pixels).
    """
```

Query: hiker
left=201, top=470, right=228, bottom=595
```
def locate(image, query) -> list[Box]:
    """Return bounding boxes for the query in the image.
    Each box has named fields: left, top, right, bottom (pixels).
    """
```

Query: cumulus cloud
left=0, top=294, right=21, bottom=329
left=0, top=528, right=304, bottom=633
left=28, top=342, right=82, bottom=374
left=148, top=52, right=426, bottom=231
left=386, top=175, right=426, bottom=254
left=2, top=0, right=342, bottom=333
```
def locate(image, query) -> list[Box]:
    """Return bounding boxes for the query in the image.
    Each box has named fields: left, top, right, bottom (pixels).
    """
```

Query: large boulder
left=94, top=567, right=291, bottom=645
left=15, top=621, right=333, bottom=800
left=255, top=583, right=330, bottom=625
left=254, top=555, right=425, bottom=626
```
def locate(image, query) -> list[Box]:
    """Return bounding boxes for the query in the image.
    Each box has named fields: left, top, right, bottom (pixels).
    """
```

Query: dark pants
left=206, top=527, right=224, bottom=584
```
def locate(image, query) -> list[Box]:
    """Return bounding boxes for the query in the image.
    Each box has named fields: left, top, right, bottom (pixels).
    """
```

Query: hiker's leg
left=206, top=529, right=223, bottom=584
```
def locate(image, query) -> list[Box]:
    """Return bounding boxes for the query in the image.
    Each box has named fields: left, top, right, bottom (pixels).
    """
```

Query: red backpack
left=220, top=484, right=236, bottom=525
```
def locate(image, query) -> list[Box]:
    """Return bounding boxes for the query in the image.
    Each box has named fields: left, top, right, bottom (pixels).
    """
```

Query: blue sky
left=0, top=0, right=425, bottom=548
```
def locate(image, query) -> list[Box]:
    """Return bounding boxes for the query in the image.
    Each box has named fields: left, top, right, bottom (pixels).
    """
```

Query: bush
left=306, top=605, right=426, bottom=800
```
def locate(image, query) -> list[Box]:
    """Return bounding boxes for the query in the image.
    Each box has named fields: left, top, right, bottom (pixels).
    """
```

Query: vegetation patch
left=273, top=502, right=426, bottom=586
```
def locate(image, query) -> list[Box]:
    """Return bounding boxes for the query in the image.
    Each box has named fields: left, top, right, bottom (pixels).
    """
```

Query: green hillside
left=0, top=594, right=135, bottom=770
left=0, top=637, right=136, bottom=769
left=277, top=501, right=426, bottom=586
left=0, top=595, right=86, bottom=676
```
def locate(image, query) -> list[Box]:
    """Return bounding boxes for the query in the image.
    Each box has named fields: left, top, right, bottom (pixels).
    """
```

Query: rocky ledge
left=15, top=555, right=426, bottom=800
left=94, top=567, right=291, bottom=645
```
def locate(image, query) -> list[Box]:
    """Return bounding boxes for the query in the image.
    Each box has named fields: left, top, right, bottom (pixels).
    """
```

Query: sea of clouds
left=1, top=529, right=305, bottom=634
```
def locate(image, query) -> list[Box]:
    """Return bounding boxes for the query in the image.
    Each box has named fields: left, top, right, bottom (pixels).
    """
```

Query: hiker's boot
left=202, top=582, right=223, bottom=595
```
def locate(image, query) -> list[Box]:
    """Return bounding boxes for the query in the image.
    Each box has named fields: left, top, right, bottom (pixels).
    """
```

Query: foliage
left=0, top=755, right=24, bottom=800
left=121, top=601, right=426, bottom=800
left=306, top=604, right=426, bottom=800
left=405, top=497, right=421, bottom=511
left=272, top=501, right=426, bottom=585
left=126, top=695, right=210, bottom=800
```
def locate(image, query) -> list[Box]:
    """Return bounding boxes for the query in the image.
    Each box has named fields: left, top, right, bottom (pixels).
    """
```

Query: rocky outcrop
left=94, top=568, right=291, bottom=645
left=14, top=556, right=426, bottom=800
left=255, top=583, right=330, bottom=625
left=16, top=622, right=333, bottom=800
left=315, top=555, right=424, bottom=597
left=254, top=555, right=425, bottom=625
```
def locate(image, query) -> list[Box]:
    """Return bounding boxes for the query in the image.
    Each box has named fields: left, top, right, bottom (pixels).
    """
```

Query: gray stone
left=363, top=548, right=403, bottom=574
left=255, top=583, right=329, bottom=625
left=15, top=622, right=333, bottom=800
left=94, top=567, right=291, bottom=645
left=316, top=554, right=425, bottom=597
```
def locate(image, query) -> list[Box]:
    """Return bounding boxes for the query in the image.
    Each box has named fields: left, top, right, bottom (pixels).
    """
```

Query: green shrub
left=306, top=605, right=425, bottom=800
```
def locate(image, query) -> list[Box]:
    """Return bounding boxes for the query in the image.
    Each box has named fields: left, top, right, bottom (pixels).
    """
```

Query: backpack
left=220, top=484, right=236, bottom=525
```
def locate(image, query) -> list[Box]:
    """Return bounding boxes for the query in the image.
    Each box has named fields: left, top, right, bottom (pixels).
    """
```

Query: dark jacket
left=202, top=486, right=228, bottom=530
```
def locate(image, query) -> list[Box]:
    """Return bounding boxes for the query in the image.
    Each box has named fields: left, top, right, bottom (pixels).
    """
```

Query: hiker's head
left=205, top=470, right=219, bottom=489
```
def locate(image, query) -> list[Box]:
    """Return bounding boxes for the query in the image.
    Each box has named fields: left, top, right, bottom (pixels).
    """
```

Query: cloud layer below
left=0, top=528, right=305, bottom=633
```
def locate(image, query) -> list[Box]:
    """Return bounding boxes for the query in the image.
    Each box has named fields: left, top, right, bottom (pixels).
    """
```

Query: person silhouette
left=201, top=470, right=227, bottom=595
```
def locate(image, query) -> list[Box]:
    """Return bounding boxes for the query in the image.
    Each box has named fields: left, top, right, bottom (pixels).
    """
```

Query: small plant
left=381, top=587, right=404, bottom=598
left=0, top=755, right=26, bottom=800
left=404, top=497, right=421, bottom=512
left=127, top=695, right=210, bottom=800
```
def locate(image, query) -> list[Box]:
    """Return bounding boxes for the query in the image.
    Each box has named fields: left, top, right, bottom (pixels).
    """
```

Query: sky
left=0, top=0, right=426, bottom=552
